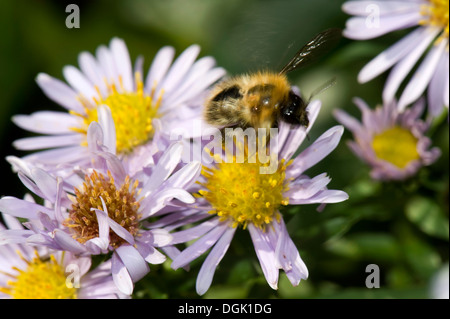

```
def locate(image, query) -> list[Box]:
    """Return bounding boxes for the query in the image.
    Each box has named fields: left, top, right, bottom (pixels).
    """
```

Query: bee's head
left=279, top=91, right=309, bottom=127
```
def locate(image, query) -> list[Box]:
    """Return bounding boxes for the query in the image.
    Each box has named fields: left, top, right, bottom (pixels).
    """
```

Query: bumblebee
left=204, top=28, right=341, bottom=132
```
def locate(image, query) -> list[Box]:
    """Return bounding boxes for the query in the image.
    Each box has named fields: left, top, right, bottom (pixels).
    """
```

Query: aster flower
left=0, top=215, right=129, bottom=299
left=0, top=121, right=201, bottom=295
left=146, top=100, right=349, bottom=295
left=333, top=97, right=441, bottom=181
left=12, top=38, right=225, bottom=176
left=342, top=0, right=449, bottom=116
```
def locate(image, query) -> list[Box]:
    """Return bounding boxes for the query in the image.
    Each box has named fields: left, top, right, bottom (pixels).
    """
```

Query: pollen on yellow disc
left=372, top=126, right=420, bottom=169
left=72, top=73, right=162, bottom=155
left=0, top=251, right=77, bottom=299
left=420, top=0, right=449, bottom=41
left=198, top=153, right=290, bottom=231
left=64, top=170, right=141, bottom=248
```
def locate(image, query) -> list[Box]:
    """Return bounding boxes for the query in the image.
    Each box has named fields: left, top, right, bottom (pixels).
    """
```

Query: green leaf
left=405, top=196, right=449, bottom=240
left=203, top=284, right=252, bottom=299
left=227, top=259, right=255, bottom=285
left=386, top=266, right=415, bottom=289
left=325, top=233, right=401, bottom=263
left=278, top=273, right=314, bottom=298
left=399, top=225, right=442, bottom=279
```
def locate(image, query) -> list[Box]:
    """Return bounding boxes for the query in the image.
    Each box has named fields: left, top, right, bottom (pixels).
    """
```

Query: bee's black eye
left=279, top=91, right=309, bottom=127
left=212, top=85, right=242, bottom=102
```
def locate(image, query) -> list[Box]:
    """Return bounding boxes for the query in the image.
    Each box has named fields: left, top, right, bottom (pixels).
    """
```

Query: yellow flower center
left=71, top=74, right=162, bottom=155
left=65, top=170, right=141, bottom=248
left=372, top=126, right=420, bottom=169
left=0, top=251, right=77, bottom=299
left=420, top=0, right=449, bottom=41
left=197, top=152, right=291, bottom=230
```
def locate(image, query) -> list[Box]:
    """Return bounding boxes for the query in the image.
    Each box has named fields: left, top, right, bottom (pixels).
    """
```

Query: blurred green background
left=0, top=0, right=448, bottom=299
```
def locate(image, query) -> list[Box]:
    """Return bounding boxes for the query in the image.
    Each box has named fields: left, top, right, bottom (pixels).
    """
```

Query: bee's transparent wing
left=279, top=28, right=341, bottom=75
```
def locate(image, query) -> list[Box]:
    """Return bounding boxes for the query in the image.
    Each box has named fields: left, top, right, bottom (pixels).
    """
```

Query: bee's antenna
left=307, top=77, right=337, bottom=103
left=276, top=40, right=298, bottom=71
left=303, top=77, right=337, bottom=142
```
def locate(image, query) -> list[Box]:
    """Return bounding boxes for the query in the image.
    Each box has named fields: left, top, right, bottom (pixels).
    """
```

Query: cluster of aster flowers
left=0, top=38, right=349, bottom=298
left=335, top=0, right=447, bottom=180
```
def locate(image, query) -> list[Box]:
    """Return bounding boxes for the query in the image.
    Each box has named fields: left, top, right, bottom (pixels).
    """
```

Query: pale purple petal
left=53, top=229, right=87, bottom=254
left=36, top=73, right=84, bottom=112
left=81, top=259, right=113, bottom=285
left=87, top=121, right=105, bottom=153
left=165, top=64, right=225, bottom=107
left=146, top=228, right=173, bottom=247
left=96, top=105, right=117, bottom=154
left=6, top=156, right=33, bottom=177
left=93, top=151, right=127, bottom=185
left=63, top=65, right=99, bottom=101
left=343, top=11, right=421, bottom=40
left=398, top=38, right=447, bottom=111
left=12, top=111, right=80, bottom=135
left=444, top=59, right=449, bottom=107
left=428, top=50, right=449, bottom=116
left=161, top=246, right=184, bottom=264
left=53, top=177, right=66, bottom=224
left=111, top=252, right=134, bottom=295
left=78, top=51, right=108, bottom=95
left=196, top=226, right=236, bottom=295
left=0, top=229, right=33, bottom=245
left=171, top=222, right=230, bottom=270
left=273, top=219, right=308, bottom=285
left=96, top=45, right=119, bottom=86
left=21, top=145, right=90, bottom=165
left=13, top=134, right=83, bottom=151
left=287, top=126, right=344, bottom=178
left=62, top=253, right=92, bottom=277
left=289, top=189, right=349, bottom=204
left=358, top=27, right=427, bottom=83
left=342, top=1, right=422, bottom=16
left=142, top=188, right=195, bottom=218
left=1, top=213, right=25, bottom=230
left=279, top=100, right=322, bottom=160
left=285, top=173, right=331, bottom=200
left=146, top=209, right=211, bottom=231
left=304, top=99, right=322, bottom=135
left=135, top=242, right=166, bottom=264
left=0, top=196, right=52, bottom=220
left=161, top=161, right=202, bottom=190
left=16, top=173, right=46, bottom=199
left=145, top=46, right=175, bottom=94
left=31, top=168, right=58, bottom=202
left=170, top=217, right=221, bottom=245
left=37, top=212, right=58, bottom=232
left=133, top=55, right=144, bottom=87
left=163, top=56, right=216, bottom=105
left=158, top=44, right=201, bottom=96
left=177, top=67, right=226, bottom=104
left=115, top=244, right=149, bottom=282
left=400, top=97, right=425, bottom=126
left=333, top=109, right=364, bottom=135
left=110, top=38, right=133, bottom=92
left=106, top=215, right=136, bottom=246
left=26, top=233, right=58, bottom=248
left=383, top=27, right=440, bottom=104
left=141, top=142, right=183, bottom=195
left=78, top=278, right=128, bottom=299
left=248, top=224, right=279, bottom=290
left=355, top=97, right=384, bottom=132
left=85, top=208, right=110, bottom=252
